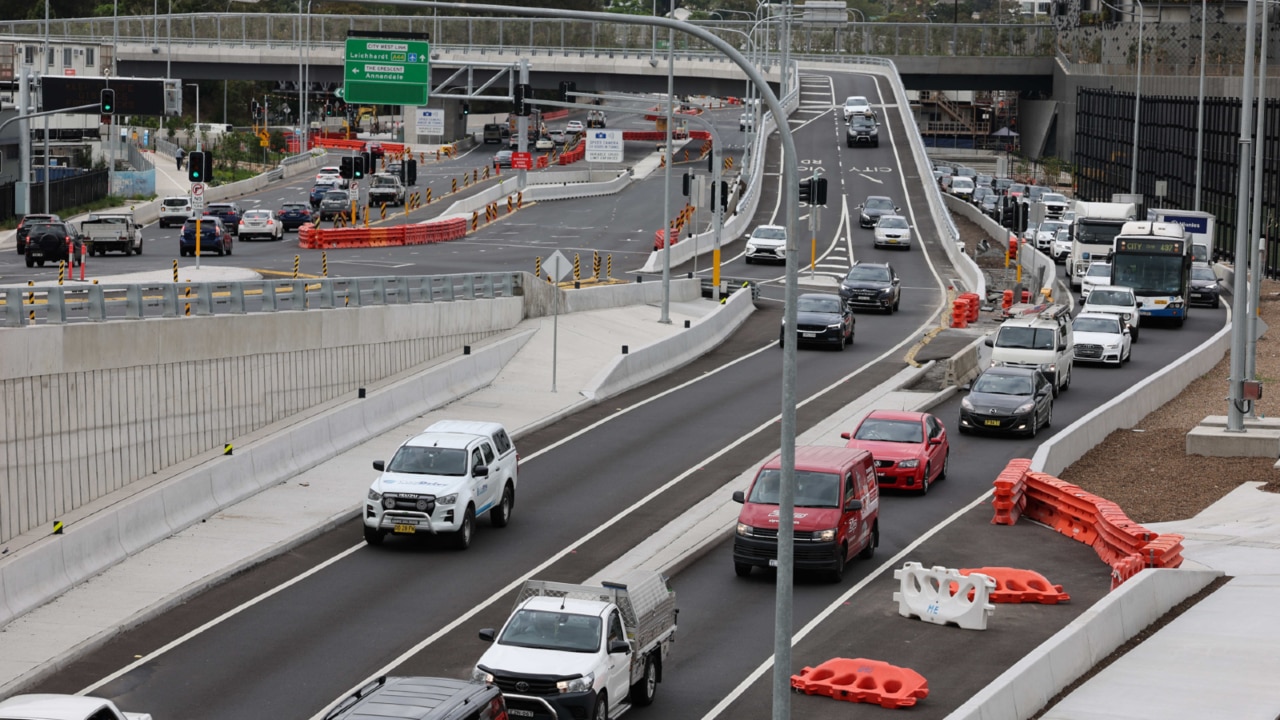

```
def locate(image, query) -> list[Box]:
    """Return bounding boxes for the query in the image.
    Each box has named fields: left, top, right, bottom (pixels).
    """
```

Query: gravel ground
left=953, top=213, right=1280, bottom=524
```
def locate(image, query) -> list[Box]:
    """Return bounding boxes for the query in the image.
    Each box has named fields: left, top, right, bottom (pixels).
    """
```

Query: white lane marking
left=858, top=173, right=884, bottom=185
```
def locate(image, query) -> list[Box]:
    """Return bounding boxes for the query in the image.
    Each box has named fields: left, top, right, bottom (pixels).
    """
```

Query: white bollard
left=893, top=561, right=996, bottom=631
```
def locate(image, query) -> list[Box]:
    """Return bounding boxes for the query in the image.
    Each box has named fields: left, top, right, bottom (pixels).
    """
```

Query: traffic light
left=187, top=151, right=205, bottom=182
left=404, top=158, right=418, bottom=185
left=799, top=178, right=813, bottom=205
left=99, top=88, right=115, bottom=114
left=814, top=177, right=828, bottom=205
left=360, top=151, right=373, bottom=177
left=712, top=180, right=729, bottom=211
left=340, top=156, right=353, bottom=179
left=558, top=81, right=576, bottom=103
left=352, top=155, right=365, bottom=180
left=682, top=172, right=692, bottom=197
left=514, top=83, right=531, bottom=117
left=462, top=102, right=470, bottom=116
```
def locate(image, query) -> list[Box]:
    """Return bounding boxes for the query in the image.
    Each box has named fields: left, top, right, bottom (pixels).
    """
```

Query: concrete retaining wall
left=584, top=285, right=754, bottom=401
left=521, top=277, right=700, bottom=319
left=946, top=568, right=1222, bottom=720
left=0, top=298, right=523, bottom=545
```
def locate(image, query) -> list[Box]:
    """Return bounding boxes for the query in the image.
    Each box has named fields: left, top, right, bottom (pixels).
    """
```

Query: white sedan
left=565, top=120, right=585, bottom=133
left=1072, top=312, right=1131, bottom=365
left=238, top=209, right=284, bottom=241
left=873, top=214, right=913, bottom=250
left=1081, top=261, right=1112, bottom=300
left=535, top=135, right=555, bottom=151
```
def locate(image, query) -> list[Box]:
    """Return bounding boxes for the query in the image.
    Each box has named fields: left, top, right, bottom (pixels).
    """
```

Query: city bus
left=1109, top=221, right=1193, bottom=327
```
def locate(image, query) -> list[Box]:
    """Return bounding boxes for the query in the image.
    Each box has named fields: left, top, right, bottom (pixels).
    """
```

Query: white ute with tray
left=364, top=420, right=518, bottom=549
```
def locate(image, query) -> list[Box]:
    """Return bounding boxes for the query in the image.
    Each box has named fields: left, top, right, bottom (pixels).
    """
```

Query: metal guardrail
left=2, top=272, right=522, bottom=327
left=0, top=14, right=1055, bottom=60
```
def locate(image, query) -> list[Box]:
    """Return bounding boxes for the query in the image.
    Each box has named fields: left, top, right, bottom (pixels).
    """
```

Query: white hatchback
left=842, top=95, right=872, bottom=120
left=1072, top=312, right=1131, bottom=365
left=159, top=196, right=193, bottom=229
left=237, top=209, right=284, bottom=242
left=1081, top=261, right=1112, bottom=301
left=1082, top=284, right=1142, bottom=341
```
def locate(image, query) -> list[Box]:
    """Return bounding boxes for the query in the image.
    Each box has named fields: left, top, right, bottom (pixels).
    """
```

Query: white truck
left=364, top=420, right=518, bottom=550
left=80, top=212, right=143, bottom=256
left=367, top=173, right=406, bottom=206
left=1146, top=208, right=1216, bottom=263
left=986, top=303, right=1074, bottom=396
left=474, top=571, right=678, bottom=720
left=1066, top=200, right=1137, bottom=290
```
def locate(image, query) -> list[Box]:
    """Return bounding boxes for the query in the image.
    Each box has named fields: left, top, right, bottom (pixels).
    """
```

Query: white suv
left=1081, top=261, right=1112, bottom=301
left=1082, top=284, right=1142, bottom=341
left=364, top=420, right=518, bottom=550
left=159, top=196, right=193, bottom=229
left=842, top=95, right=872, bottom=120
left=744, top=224, right=787, bottom=264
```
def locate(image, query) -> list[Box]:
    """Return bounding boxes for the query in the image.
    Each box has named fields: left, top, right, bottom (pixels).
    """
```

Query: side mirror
left=609, top=640, right=631, bottom=655
left=732, top=490, right=746, bottom=504
left=1058, top=343, right=1067, bottom=351
left=479, top=628, right=496, bottom=642
left=472, top=464, right=489, bottom=478
left=1137, top=300, right=1145, bottom=306
left=961, top=382, right=972, bottom=391
left=845, top=499, right=864, bottom=511
left=984, top=337, right=994, bottom=347
left=840, top=431, right=853, bottom=440
left=373, top=460, right=385, bottom=472
left=894, top=206, right=901, bottom=212
left=928, top=437, right=942, bottom=446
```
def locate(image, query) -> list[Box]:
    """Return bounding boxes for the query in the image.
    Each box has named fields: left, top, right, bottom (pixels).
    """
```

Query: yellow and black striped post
left=507, top=195, right=514, bottom=213
left=452, top=178, right=458, bottom=193
left=184, top=284, right=192, bottom=316
left=517, top=191, right=524, bottom=209
left=473, top=168, right=478, bottom=184
left=52, top=520, right=63, bottom=535
left=322, top=251, right=329, bottom=277
left=172, top=259, right=178, bottom=283
left=573, top=253, right=581, bottom=281
left=426, top=188, right=433, bottom=204
left=27, top=280, right=35, bottom=324
left=683, top=149, right=689, bottom=162
left=293, top=254, right=300, bottom=279
left=471, top=211, right=479, bottom=232
left=363, top=205, right=370, bottom=228
left=534, top=256, right=542, bottom=279
left=380, top=202, right=387, bottom=220
left=606, top=254, right=612, bottom=279
left=593, top=251, right=600, bottom=278
left=724, top=156, right=734, bottom=171
left=483, top=165, right=490, bottom=180
left=58, top=260, right=65, bottom=285
left=659, top=154, right=666, bottom=169
left=224, top=443, right=234, bottom=455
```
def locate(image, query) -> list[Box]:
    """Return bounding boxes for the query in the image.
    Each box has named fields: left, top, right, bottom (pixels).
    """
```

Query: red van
left=731, top=446, right=879, bottom=582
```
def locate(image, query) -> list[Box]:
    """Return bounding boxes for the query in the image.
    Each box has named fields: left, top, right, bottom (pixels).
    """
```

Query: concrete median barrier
left=0, top=540, right=72, bottom=630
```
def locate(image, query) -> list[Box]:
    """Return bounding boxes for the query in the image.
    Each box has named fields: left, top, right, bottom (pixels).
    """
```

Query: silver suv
left=744, top=224, right=787, bottom=264
left=324, top=677, right=506, bottom=720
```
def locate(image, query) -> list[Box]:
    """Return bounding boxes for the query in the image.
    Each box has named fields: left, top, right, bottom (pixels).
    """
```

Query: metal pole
left=713, top=139, right=723, bottom=302
left=1228, top=0, right=1261, bottom=433
left=43, top=0, right=50, bottom=214
left=298, top=0, right=304, bottom=149
left=17, top=66, right=30, bottom=215
left=780, top=0, right=791, bottom=99
left=518, top=58, right=529, bottom=189
left=660, top=23, right=674, bottom=324
left=1195, top=0, right=1207, bottom=210
left=1247, top=0, right=1270, bottom=416
left=305, top=0, right=312, bottom=150
left=1131, top=0, right=1143, bottom=195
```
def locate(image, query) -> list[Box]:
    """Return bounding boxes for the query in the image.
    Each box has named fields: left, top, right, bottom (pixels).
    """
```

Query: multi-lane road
left=16, top=69, right=1227, bottom=719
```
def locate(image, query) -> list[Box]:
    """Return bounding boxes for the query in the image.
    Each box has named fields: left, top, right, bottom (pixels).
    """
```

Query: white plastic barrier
left=893, top=562, right=995, bottom=631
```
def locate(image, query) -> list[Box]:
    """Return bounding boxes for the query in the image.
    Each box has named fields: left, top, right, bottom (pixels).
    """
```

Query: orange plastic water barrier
left=956, top=567, right=1071, bottom=604
left=792, top=658, right=929, bottom=709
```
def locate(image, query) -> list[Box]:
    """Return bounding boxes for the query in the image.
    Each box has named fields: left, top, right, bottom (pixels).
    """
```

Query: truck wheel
left=490, top=483, right=513, bottom=528
left=631, top=655, right=658, bottom=707
left=363, top=526, right=385, bottom=546
left=830, top=545, right=847, bottom=583
left=24, top=255, right=34, bottom=267
left=125, top=244, right=135, bottom=256
left=136, top=242, right=143, bottom=255
left=859, top=521, right=878, bottom=560
left=734, top=562, right=752, bottom=577
left=591, top=693, right=608, bottom=720
left=453, top=505, right=475, bottom=550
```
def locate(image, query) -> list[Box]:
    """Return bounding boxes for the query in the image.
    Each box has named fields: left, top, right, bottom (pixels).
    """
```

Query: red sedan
left=841, top=410, right=950, bottom=494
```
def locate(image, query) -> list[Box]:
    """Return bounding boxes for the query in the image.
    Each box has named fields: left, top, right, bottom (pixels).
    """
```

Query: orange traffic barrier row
left=956, top=567, right=1071, bottom=604
left=989, top=459, right=1185, bottom=589
left=297, top=218, right=468, bottom=250
left=558, top=144, right=586, bottom=165
left=311, top=137, right=367, bottom=151
left=792, top=658, right=929, bottom=709
left=542, top=109, right=569, bottom=121
left=688, top=130, right=712, bottom=141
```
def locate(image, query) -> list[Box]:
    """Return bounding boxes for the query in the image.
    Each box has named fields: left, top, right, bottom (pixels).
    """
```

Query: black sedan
left=839, top=262, right=901, bottom=314
left=1189, top=264, right=1222, bottom=308
left=278, top=202, right=313, bottom=231
left=780, top=293, right=854, bottom=350
left=204, top=202, right=243, bottom=236
left=858, top=196, right=900, bottom=228
left=958, top=366, right=1054, bottom=438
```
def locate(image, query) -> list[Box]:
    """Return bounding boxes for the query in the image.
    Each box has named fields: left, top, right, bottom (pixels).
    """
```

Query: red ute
left=842, top=410, right=950, bottom=494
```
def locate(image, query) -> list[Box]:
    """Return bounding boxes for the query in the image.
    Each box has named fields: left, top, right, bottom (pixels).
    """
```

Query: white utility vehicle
left=986, top=303, right=1074, bottom=396
left=0, top=694, right=151, bottom=720
left=475, top=571, right=678, bottom=720
left=364, top=420, right=518, bottom=549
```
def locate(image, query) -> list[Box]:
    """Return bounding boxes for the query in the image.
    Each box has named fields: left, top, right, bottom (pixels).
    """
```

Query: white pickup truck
left=81, top=212, right=143, bottom=256
left=474, top=571, right=678, bottom=720
left=367, top=173, right=406, bottom=206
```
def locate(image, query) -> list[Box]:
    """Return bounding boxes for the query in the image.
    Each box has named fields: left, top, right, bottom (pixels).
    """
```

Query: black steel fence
left=0, top=169, right=109, bottom=222
left=1074, top=87, right=1280, bottom=279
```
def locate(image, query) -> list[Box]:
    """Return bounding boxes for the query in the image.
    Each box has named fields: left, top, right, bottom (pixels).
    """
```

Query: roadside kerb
left=523, top=170, right=631, bottom=202
left=583, top=284, right=754, bottom=401
left=945, top=567, right=1222, bottom=720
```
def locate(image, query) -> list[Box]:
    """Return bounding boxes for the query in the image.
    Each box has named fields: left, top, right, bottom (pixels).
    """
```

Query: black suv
left=324, top=677, right=505, bottom=720
left=846, top=114, right=879, bottom=147
left=204, top=202, right=243, bottom=235
left=23, top=221, right=84, bottom=268
left=15, top=213, right=62, bottom=254
left=840, top=262, right=901, bottom=314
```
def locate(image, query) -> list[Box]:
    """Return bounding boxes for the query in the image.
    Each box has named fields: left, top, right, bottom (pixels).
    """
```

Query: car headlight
left=367, top=488, right=382, bottom=502
left=860, top=213, right=870, bottom=222
left=472, top=667, right=494, bottom=684
left=880, top=287, right=895, bottom=296
left=828, top=323, right=843, bottom=330
left=737, top=522, right=753, bottom=537
left=961, top=397, right=974, bottom=410
left=1040, top=363, right=1057, bottom=374
left=898, top=459, right=919, bottom=469
left=1016, top=402, right=1035, bottom=414
left=437, top=493, right=457, bottom=506
left=745, top=243, right=757, bottom=253
left=557, top=673, right=594, bottom=694
left=814, top=528, right=836, bottom=542
left=1122, top=313, right=1132, bottom=320
left=1105, top=343, right=1120, bottom=351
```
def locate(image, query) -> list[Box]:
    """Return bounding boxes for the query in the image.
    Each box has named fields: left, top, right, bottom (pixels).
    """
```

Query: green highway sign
left=342, top=38, right=430, bottom=106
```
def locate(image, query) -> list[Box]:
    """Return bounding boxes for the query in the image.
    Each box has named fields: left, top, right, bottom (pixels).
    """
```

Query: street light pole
left=1194, top=0, right=1206, bottom=209
left=43, top=0, right=50, bottom=213
left=186, top=83, right=200, bottom=150
left=1228, top=0, right=1261, bottom=433
left=1246, top=0, right=1271, bottom=415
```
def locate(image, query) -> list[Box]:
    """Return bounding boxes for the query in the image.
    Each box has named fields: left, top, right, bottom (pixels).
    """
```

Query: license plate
left=393, top=523, right=416, bottom=534
left=509, top=711, right=534, bottom=718
left=984, top=419, right=1002, bottom=427
left=802, top=332, right=816, bottom=338
left=886, top=239, right=898, bottom=243
left=768, top=559, right=778, bottom=567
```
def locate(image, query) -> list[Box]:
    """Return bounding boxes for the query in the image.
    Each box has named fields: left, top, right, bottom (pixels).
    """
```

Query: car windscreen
left=865, top=198, right=894, bottom=210
left=163, top=198, right=189, bottom=207
left=1087, top=289, right=1132, bottom=306
left=1043, top=193, right=1068, bottom=203
left=995, top=326, right=1056, bottom=350
left=751, top=226, right=786, bottom=241
left=748, top=468, right=841, bottom=507
left=797, top=296, right=843, bottom=314
left=1074, top=316, right=1121, bottom=334
left=878, top=217, right=909, bottom=230
left=1086, top=264, right=1111, bottom=277
left=854, top=418, right=923, bottom=443
left=243, top=211, right=270, bottom=220
left=498, top=610, right=601, bottom=653
left=324, top=192, right=348, bottom=201
left=1191, top=266, right=1218, bottom=282
left=386, top=446, right=467, bottom=475
left=845, top=266, right=890, bottom=282
left=973, top=373, right=1034, bottom=396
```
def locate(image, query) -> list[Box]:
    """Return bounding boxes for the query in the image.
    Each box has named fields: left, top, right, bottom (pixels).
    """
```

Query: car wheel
left=830, top=544, right=847, bottom=583
left=363, top=525, right=386, bottom=546
left=734, top=562, right=752, bottom=577
left=1124, top=345, right=1131, bottom=363
left=591, top=693, right=608, bottom=720
left=1045, top=402, right=1053, bottom=428
left=37, top=260, right=45, bottom=267
left=631, top=655, right=658, bottom=706
left=226, top=242, right=233, bottom=257
left=136, top=242, right=143, bottom=255
left=939, top=450, right=950, bottom=480
left=453, top=505, right=475, bottom=550
left=1213, top=297, right=1221, bottom=309
left=125, top=244, right=134, bottom=256
left=490, top=483, right=514, bottom=528
left=919, top=465, right=930, bottom=495
left=1130, top=326, right=1139, bottom=342
left=216, top=245, right=225, bottom=257
left=24, top=255, right=34, bottom=267
left=893, top=295, right=901, bottom=312
left=859, top=522, right=877, bottom=559
left=745, top=256, right=753, bottom=264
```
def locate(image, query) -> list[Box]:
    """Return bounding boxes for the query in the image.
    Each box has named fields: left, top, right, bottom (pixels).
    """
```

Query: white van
left=986, top=304, right=1074, bottom=396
